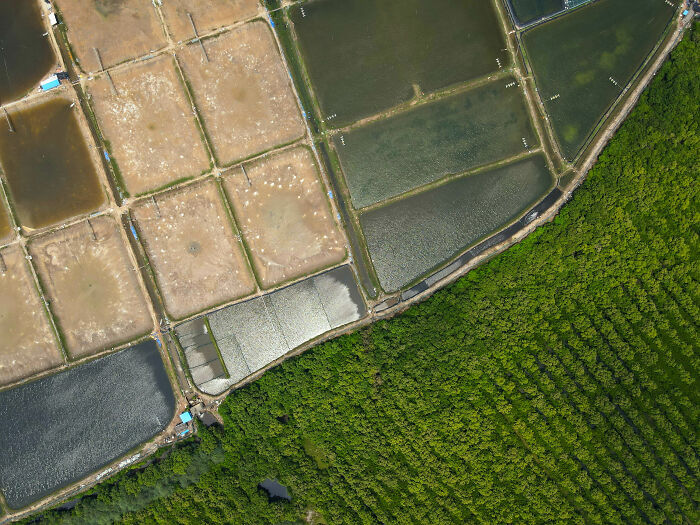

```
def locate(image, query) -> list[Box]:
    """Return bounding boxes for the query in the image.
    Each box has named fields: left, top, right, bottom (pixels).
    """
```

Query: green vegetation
left=27, top=25, right=699, bottom=525
left=335, top=78, right=537, bottom=209
left=290, top=0, right=508, bottom=127
left=523, top=0, right=674, bottom=160
left=509, top=0, right=562, bottom=25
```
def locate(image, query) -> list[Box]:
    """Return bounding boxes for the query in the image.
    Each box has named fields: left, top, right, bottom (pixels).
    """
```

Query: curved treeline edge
left=25, top=23, right=699, bottom=525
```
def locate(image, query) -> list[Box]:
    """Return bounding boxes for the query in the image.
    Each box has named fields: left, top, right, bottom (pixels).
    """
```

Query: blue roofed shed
left=179, top=411, right=192, bottom=424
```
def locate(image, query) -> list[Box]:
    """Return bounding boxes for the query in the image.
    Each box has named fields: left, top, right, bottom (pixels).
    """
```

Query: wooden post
left=188, top=13, right=209, bottom=62
left=87, top=219, right=98, bottom=241
left=151, top=196, right=162, bottom=218
left=93, top=47, right=118, bottom=95
left=241, top=165, right=251, bottom=186
left=0, top=252, right=6, bottom=273
left=2, top=107, right=13, bottom=133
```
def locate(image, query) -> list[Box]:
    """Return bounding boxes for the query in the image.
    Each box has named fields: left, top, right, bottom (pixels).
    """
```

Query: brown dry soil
left=0, top=244, right=62, bottom=386
left=131, top=179, right=256, bottom=320
left=87, top=55, right=210, bottom=195
left=223, top=147, right=346, bottom=289
left=177, top=21, right=305, bottom=165
left=161, top=0, right=260, bottom=42
left=56, top=0, right=166, bottom=72
left=29, top=216, right=153, bottom=358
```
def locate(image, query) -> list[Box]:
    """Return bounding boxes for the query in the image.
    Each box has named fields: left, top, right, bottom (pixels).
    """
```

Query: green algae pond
left=290, top=0, right=509, bottom=126
left=0, top=340, right=175, bottom=509
left=0, top=0, right=56, bottom=104
left=360, top=155, right=554, bottom=292
left=0, top=96, right=105, bottom=229
left=522, top=0, right=674, bottom=160
left=334, top=77, right=537, bottom=209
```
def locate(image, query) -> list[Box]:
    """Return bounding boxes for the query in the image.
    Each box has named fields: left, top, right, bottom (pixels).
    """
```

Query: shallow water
left=335, top=78, right=537, bottom=208
left=0, top=199, right=10, bottom=241
left=291, top=0, right=508, bottom=126
left=0, top=0, right=56, bottom=103
left=0, top=97, right=104, bottom=229
left=360, top=155, right=554, bottom=292
left=0, top=340, right=175, bottom=509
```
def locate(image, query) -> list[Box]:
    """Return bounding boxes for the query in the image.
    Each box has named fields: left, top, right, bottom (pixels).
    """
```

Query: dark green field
left=335, top=78, right=537, bottom=209
left=19, top=22, right=699, bottom=525
left=290, top=0, right=508, bottom=127
left=523, top=0, right=674, bottom=160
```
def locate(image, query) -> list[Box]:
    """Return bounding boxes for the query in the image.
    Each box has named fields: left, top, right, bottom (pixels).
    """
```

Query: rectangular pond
left=522, top=0, right=674, bottom=160
left=0, top=96, right=105, bottom=229
left=290, top=0, right=508, bottom=126
left=360, top=155, right=554, bottom=292
left=0, top=0, right=56, bottom=103
left=334, top=77, right=537, bottom=209
left=0, top=339, right=175, bottom=509
left=177, top=265, right=367, bottom=395
left=509, top=0, right=563, bottom=25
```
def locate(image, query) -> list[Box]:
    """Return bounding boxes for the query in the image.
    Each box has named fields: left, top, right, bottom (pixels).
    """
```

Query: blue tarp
left=179, top=411, right=193, bottom=424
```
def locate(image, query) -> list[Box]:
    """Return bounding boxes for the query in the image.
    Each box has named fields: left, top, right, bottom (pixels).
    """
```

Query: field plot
left=177, top=22, right=305, bottom=165
left=360, top=155, right=553, bottom=292
left=522, top=0, right=674, bottom=160
left=0, top=0, right=56, bottom=104
left=509, top=0, right=562, bottom=25
left=0, top=340, right=174, bottom=509
left=181, top=265, right=366, bottom=395
left=87, top=55, right=210, bottom=195
left=55, top=0, right=166, bottom=72
left=335, top=78, right=537, bottom=209
left=29, top=217, right=152, bottom=358
left=290, top=0, right=509, bottom=127
left=223, top=147, right=345, bottom=289
left=161, top=0, right=260, bottom=42
left=0, top=244, right=62, bottom=387
left=131, top=180, right=255, bottom=320
left=0, top=95, right=105, bottom=230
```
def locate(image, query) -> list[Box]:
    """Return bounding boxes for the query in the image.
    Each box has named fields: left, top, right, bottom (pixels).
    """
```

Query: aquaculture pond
left=0, top=339, right=175, bottom=509
left=0, top=0, right=56, bottom=104
left=522, top=0, right=674, bottom=160
left=360, top=155, right=553, bottom=292
left=0, top=96, right=105, bottom=229
left=508, top=0, right=562, bottom=25
left=335, top=78, right=537, bottom=209
left=180, top=265, right=367, bottom=395
left=290, top=0, right=508, bottom=126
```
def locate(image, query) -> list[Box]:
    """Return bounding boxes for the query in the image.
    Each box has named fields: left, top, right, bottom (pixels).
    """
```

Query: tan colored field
left=87, top=55, right=210, bottom=195
left=161, top=0, right=260, bottom=42
left=131, top=179, right=256, bottom=320
left=56, top=0, right=166, bottom=72
left=177, top=21, right=305, bottom=165
left=0, top=244, right=63, bottom=386
left=29, top=216, right=153, bottom=358
left=223, top=147, right=346, bottom=288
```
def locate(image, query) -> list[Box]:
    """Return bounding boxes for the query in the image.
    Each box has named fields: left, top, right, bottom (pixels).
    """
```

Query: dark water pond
left=509, top=0, right=563, bottom=25
left=0, top=97, right=105, bottom=229
left=335, top=77, right=537, bottom=208
left=0, top=339, right=175, bottom=509
left=259, top=479, right=291, bottom=502
left=523, top=0, right=673, bottom=159
left=291, top=0, right=508, bottom=126
left=0, top=0, right=56, bottom=103
left=360, top=155, right=553, bottom=292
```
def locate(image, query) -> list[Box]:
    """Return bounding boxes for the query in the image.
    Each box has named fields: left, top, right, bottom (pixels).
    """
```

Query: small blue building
left=179, top=411, right=193, bottom=424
